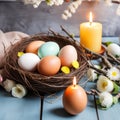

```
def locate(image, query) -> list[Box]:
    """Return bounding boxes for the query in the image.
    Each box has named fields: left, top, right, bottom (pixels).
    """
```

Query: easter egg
left=107, top=43, right=120, bottom=57
left=18, top=53, right=40, bottom=72
left=37, top=56, right=61, bottom=76
left=38, top=41, right=60, bottom=58
left=25, top=40, right=45, bottom=54
left=63, top=84, right=87, bottom=115
left=58, top=45, right=78, bottom=67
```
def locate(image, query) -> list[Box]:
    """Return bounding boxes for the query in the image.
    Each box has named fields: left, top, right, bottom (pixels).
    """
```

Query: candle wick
left=90, top=22, right=92, bottom=26
left=74, top=84, right=76, bottom=87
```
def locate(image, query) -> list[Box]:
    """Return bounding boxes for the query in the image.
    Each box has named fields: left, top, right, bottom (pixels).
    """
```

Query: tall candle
left=80, top=12, right=102, bottom=53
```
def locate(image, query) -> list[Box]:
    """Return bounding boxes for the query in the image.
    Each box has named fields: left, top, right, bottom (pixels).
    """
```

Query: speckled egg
left=38, top=41, right=60, bottom=58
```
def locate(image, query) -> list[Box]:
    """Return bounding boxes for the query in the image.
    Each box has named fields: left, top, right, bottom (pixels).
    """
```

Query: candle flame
left=73, top=76, right=76, bottom=87
left=89, top=12, right=93, bottom=25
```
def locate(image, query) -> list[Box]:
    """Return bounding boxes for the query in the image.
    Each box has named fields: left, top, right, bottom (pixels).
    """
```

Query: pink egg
left=58, top=45, right=78, bottom=67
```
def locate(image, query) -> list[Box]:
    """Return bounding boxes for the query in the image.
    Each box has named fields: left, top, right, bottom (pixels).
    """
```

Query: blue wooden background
left=0, top=1, right=120, bottom=36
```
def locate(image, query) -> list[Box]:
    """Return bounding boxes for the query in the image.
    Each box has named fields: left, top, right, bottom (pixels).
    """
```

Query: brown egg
left=63, top=85, right=87, bottom=115
left=37, top=56, right=61, bottom=76
left=25, top=40, right=45, bottom=54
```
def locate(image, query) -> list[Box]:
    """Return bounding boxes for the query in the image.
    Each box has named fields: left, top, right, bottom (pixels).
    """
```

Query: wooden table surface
left=0, top=37, right=120, bottom=120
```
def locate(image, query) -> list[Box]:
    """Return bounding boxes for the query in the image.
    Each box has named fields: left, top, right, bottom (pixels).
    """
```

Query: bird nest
left=2, top=33, right=88, bottom=95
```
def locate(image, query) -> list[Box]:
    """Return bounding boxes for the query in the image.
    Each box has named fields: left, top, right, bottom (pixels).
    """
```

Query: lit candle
left=62, top=77, right=87, bottom=115
left=80, top=12, right=102, bottom=53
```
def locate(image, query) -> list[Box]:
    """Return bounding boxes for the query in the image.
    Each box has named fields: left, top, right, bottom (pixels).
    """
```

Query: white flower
left=33, top=0, right=43, bottom=8
left=61, top=14, right=68, bottom=20
left=87, top=69, right=98, bottom=81
left=107, top=67, right=120, bottom=81
left=87, top=65, right=100, bottom=81
left=3, top=79, right=16, bottom=92
left=47, top=0, right=64, bottom=6
left=68, top=4, right=76, bottom=13
left=99, top=92, right=113, bottom=108
left=62, top=0, right=82, bottom=20
left=12, top=84, right=27, bottom=98
left=72, top=2, right=79, bottom=9
left=54, top=0, right=64, bottom=6
left=97, top=75, right=114, bottom=92
left=107, top=43, right=120, bottom=57
left=64, top=10, right=72, bottom=17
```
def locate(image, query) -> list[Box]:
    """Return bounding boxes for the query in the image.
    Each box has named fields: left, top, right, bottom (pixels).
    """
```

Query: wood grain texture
left=0, top=1, right=120, bottom=36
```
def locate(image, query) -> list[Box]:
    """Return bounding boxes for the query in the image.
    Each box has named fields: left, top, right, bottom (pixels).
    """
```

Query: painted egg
left=37, top=56, right=61, bottom=76
left=38, top=41, right=60, bottom=58
left=18, top=53, right=40, bottom=72
left=107, top=43, right=120, bottom=57
left=25, top=40, right=45, bottom=54
left=58, top=45, right=78, bottom=67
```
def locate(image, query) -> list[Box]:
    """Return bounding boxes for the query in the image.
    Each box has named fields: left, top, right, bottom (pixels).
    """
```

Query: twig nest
left=2, top=33, right=88, bottom=95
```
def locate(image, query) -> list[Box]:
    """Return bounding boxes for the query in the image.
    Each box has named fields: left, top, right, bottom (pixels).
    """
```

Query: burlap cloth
left=0, top=30, right=29, bottom=68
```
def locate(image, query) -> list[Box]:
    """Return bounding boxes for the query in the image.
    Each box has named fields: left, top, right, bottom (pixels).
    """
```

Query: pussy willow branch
left=106, top=51, right=120, bottom=64
left=86, top=89, right=100, bottom=96
left=83, top=46, right=113, bottom=68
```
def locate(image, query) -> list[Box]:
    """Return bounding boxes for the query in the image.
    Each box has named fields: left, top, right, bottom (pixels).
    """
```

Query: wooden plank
left=42, top=81, right=98, bottom=120
left=98, top=104, right=120, bottom=120
left=0, top=87, right=41, bottom=120
left=42, top=37, right=120, bottom=120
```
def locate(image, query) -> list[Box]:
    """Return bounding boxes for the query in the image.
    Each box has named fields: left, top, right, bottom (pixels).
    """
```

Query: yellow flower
left=72, top=60, right=79, bottom=69
left=61, top=66, right=70, bottom=74
left=17, top=52, right=24, bottom=57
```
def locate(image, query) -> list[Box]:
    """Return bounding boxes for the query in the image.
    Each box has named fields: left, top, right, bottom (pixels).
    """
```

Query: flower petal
left=72, top=60, right=79, bottom=69
left=61, top=66, right=70, bottom=74
left=12, top=84, right=27, bottom=98
left=97, top=75, right=114, bottom=92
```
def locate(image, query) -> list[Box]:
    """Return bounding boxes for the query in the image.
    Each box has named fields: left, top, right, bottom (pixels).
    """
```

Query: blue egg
left=38, top=41, right=60, bottom=58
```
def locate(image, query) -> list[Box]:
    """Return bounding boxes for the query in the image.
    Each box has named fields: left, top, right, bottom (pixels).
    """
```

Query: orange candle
left=80, top=12, right=102, bottom=53
left=63, top=77, right=87, bottom=115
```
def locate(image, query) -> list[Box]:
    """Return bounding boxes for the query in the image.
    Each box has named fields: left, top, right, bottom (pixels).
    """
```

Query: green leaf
left=112, top=82, right=120, bottom=94
left=105, top=42, right=113, bottom=46
left=115, top=55, right=120, bottom=58
left=101, top=107, right=109, bottom=110
left=113, top=97, right=118, bottom=104
left=96, top=99, right=100, bottom=105
left=70, top=34, right=75, bottom=38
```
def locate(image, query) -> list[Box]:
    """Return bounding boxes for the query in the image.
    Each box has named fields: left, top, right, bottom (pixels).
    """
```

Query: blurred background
left=0, top=0, right=120, bottom=36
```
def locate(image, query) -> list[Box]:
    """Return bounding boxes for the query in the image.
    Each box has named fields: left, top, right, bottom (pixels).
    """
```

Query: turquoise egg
left=38, top=41, right=60, bottom=58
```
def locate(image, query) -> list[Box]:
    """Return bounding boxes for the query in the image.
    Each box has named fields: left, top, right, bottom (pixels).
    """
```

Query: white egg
left=107, top=43, right=120, bottom=57
left=18, top=53, right=40, bottom=72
